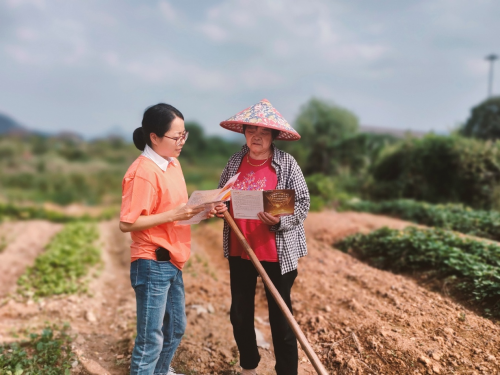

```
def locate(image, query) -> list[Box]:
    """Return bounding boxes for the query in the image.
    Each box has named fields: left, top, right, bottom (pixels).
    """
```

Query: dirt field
left=0, top=212, right=499, bottom=374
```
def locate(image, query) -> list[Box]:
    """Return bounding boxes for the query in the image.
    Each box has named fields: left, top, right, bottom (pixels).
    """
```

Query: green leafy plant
left=336, top=227, right=500, bottom=316
left=0, top=324, right=74, bottom=375
left=344, top=199, right=500, bottom=241
left=17, top=222, right=101, bottom=298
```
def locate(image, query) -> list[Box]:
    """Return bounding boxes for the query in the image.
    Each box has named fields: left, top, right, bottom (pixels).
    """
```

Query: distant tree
left=182, top=122, right=208, bottom=161
left=460, top=96, right=500, bottom=140
left=282, top=98, right=359, bottom=175
left=331, top=132, right=397, bottom=174
left=182, top=121, right=240, bottom=164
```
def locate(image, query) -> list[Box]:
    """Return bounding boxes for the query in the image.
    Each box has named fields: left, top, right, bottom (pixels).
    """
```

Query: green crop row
left=336, top=226, right=500, bottom=316
left=0, top=324, right=74, bottom=375
left=17, top=222, right=101, bottom=298
left=343, top=199, right=500, bottom=241
left=0, top=203, right=118, bottom=223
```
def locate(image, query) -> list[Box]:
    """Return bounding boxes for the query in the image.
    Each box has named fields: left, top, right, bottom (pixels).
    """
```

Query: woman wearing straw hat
left=216, top=99, right=310, bottom=375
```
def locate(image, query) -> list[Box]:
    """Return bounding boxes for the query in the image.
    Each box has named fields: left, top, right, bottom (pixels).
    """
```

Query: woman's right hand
left=168, top=203, right=205, bottom=222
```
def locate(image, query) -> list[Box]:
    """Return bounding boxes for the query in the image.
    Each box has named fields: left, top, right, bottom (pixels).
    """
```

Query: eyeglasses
left=163, top=131, right=189, bottom=146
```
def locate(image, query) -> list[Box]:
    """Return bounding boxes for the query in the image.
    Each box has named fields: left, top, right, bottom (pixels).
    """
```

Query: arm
left=215, top=162, right=232, bottom=218
left=119, top=174, right=208, bottom=233
left=119, top=203, right=205, bottom=233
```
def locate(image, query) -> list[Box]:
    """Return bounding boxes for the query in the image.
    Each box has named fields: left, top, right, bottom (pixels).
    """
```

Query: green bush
left=17, top=222, right=101, bottom=298
left=306, top=174, right=336, bottom=202
left=337, top=227, right=500, bottom=316
left=305, top=174, right=359, bottom=211
left=309, top=196, right=326, bottom=212
left=0, top=324, right=74, bottom=374
left=369, top=135, right=500, bottom=209
left=344, top=199, right=500, bottom=241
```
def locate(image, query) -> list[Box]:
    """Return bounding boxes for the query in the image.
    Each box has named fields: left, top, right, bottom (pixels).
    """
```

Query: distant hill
left=0, top=113, right=26, bottom=134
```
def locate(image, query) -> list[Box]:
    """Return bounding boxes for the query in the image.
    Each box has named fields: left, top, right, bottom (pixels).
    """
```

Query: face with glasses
left=150, top=116, right=188, bottom=159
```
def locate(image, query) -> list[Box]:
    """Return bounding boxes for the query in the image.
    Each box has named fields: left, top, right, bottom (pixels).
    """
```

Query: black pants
left=228, top=256, right=298, bottom=375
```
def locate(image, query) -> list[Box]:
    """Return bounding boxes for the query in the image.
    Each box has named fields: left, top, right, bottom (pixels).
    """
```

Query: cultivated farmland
left=0, top=211, right=499, bottom=374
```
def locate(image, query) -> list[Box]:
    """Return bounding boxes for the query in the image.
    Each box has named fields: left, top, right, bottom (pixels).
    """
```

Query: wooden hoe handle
left=223, top=211, right=329, bottom=375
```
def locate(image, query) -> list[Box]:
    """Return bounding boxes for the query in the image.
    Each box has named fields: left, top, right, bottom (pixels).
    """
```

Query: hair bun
left=133, top=127, right=146, bottom=151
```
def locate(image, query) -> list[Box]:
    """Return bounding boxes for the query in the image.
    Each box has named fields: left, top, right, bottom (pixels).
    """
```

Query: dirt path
left=1, top=212, right=499, bottom=374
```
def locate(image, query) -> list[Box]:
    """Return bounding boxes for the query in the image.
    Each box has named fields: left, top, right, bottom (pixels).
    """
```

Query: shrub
left=369, top=135, right=500, bottom=209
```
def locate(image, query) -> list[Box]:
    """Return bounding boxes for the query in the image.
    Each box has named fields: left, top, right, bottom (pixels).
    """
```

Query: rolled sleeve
left=120, top=176, right=157, bottom=223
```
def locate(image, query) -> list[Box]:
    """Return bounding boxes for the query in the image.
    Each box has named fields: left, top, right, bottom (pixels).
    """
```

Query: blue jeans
left=130, top=259, right=187, bottom=375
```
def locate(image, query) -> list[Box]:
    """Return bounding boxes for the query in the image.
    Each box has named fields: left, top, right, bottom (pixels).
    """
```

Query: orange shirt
left=120, top=155, right=190, bottom=270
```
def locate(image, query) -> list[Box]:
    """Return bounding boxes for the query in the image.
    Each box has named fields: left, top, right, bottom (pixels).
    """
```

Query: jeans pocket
left=130, top=260, right=139, bottom=288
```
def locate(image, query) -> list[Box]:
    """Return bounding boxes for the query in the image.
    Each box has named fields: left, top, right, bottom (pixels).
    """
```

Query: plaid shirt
left=218, top=144, right=310, bottom=274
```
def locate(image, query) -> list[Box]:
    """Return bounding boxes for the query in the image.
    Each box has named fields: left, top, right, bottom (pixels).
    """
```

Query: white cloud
left=103, top=51, right=119, bottom=67
left=16, top=27, right=38, bottom=41
left=158, top=1, right=177, bottom=23
left=4, top=44, right=35, bottom=64
left=6, top=0, right=45, bottom=9
left=197, top=0, right=388, bottom=67
left=199, top=23, right=227, bottom=42
left=4, top=18, right=90, bottom=66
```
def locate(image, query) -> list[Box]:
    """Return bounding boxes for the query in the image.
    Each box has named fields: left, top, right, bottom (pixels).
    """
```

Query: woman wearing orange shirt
left=119, top=103, right=221, bottom=375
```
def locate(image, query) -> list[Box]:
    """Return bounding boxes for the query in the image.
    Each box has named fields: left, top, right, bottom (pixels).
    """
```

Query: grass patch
left=336, top=226, right=500, bottom=316
left=0, top=323, right=74, bottom=375
left=17, top=222, right=101, bottom=298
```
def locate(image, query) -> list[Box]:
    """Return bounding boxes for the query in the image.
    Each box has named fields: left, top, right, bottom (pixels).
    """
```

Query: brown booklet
left=263, top=189, right=295, bottom=217
left=231, top=189, right=295, bottom=219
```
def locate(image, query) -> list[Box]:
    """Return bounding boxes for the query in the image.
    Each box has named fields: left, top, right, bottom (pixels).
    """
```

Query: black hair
left=133, top=103, right=184, bottom=151
left=242, top=124, right=280, bottom=141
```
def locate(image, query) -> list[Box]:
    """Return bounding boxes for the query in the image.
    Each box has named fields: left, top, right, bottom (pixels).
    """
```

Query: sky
left=0, top=0, right=499, bottom=139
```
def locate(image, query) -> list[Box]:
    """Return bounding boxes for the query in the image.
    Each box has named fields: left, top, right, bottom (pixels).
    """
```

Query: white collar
left=142, top=144, right=176, bottom=172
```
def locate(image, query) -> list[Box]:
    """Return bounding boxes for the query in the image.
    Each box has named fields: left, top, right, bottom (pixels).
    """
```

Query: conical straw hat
left=220, top=99, right=300, bottom=141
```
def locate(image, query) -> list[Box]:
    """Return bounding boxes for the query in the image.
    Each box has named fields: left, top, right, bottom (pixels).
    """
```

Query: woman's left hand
left=207, top=206, right=217, bottom=219
left=258, top=212, right=280, bottom=226
left=214, top=202, right=228, bottom=218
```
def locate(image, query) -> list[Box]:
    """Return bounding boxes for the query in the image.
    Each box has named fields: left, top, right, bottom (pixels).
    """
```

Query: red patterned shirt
left=229, top=153, right=278, bottom=262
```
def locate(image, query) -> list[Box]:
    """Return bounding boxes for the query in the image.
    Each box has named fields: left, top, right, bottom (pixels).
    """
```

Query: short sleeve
left=120, top=176, right=157, bottom=224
